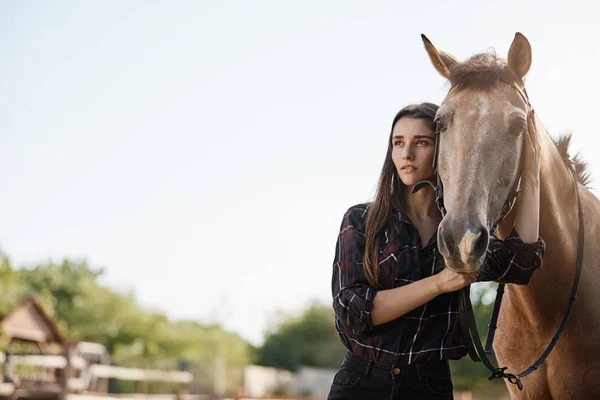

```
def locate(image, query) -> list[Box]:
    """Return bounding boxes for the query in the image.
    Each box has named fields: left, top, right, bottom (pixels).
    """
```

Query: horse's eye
left=435, top=118, right=447, bottom=132
left=508, top=116, right=526, bottom=136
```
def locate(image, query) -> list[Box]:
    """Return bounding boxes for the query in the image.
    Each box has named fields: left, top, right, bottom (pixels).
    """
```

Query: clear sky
left=1, top=1, right=598, bottom=345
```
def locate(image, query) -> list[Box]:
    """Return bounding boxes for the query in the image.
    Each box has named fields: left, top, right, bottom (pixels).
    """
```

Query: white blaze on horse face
left=478, top=93, right=490, bottom=116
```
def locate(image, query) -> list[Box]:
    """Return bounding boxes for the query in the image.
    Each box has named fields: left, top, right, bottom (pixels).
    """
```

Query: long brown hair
left=363, top=102, right=439, bottom=288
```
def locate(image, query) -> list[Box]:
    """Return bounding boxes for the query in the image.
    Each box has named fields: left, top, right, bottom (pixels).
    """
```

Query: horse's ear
left=507, top=32, right=532, bottom=80
left=421, top=34, right=460, bottom=80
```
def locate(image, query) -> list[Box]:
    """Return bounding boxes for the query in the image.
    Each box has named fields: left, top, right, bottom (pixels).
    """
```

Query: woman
left=328, top=103, right=545, bottom=399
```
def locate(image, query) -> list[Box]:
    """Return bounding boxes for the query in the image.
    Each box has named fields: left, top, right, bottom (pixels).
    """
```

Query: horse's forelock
left=448, top=52, right=520, bottom=91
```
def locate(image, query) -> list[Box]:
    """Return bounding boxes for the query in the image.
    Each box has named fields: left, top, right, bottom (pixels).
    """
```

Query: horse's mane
left=553, top=133, right=592, bottom=188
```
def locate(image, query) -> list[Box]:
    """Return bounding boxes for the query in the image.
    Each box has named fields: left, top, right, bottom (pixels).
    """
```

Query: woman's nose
left=402, top=145, right=414, bottom=160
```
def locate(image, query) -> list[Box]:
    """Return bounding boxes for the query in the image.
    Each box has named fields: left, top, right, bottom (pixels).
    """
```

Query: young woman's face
left=391, top=117, right=436, bottom=187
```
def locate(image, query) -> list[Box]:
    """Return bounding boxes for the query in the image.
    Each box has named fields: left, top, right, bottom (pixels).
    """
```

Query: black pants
left=327, top=352, right=454, bottom=400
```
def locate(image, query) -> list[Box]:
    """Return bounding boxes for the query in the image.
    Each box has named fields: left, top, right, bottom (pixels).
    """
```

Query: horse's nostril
left=457, top=226, right=489, bottom=263
left=438, top=220, right=489, bottom=269
left=460, top=226, right=489, bottom=260
left=472, top=227, right=489, bottom=256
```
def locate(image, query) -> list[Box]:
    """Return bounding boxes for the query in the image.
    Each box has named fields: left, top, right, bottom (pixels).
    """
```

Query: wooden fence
left=0, top=352, right=195, bottom=400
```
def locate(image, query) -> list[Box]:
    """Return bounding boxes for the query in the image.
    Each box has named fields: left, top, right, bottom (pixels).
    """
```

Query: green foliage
left=0, top=255, right=29, bottom=317
left=255, top=301, right=346, bottom=371
left=0, top=253, right=252, bottom=390
left=255, top=286, right=506, bottom=392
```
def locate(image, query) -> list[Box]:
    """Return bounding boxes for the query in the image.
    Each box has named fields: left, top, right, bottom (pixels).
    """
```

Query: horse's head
left=421, top=33, right=533, bottom=273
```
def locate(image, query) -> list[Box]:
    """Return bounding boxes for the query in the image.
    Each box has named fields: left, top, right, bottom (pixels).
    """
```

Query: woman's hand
left=434, top=267, right=477, bottom=293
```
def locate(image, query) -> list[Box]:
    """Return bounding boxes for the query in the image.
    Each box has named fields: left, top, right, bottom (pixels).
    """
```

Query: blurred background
left=1, top=1, right=598, bottom=399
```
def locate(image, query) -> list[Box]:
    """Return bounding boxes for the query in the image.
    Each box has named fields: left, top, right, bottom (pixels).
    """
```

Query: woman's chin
left=400, top=176, right=425, bottom=187
left=400, top=173, right=437, bottom=188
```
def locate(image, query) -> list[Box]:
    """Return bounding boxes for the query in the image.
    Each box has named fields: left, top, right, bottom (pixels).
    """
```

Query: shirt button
left=393, top=367, right=401, bottom=375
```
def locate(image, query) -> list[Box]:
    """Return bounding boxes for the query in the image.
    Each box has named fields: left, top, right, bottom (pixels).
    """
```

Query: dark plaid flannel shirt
left=332, top=203, right=546, bottom=365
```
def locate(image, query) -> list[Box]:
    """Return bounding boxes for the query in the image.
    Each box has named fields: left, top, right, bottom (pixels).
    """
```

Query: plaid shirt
left=332, top=203, right=546, bottom=365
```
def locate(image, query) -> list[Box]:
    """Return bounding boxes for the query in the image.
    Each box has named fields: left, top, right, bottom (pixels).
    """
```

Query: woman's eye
left=416, top=140, right=427, bottom=145
left=393, top=141, right=403, bottom=147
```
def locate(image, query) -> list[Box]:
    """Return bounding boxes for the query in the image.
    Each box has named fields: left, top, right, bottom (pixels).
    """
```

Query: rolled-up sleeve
left=477, top=228, right=546, bottom=285
left=332, top=205, right=377, bottom=335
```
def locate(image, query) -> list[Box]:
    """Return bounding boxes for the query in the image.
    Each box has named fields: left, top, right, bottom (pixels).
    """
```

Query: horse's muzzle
left=438, top=219, right=489, bottom=272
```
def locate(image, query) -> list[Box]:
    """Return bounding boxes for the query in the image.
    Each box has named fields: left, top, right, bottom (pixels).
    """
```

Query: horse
left=420, top=32, right=600, bottom=399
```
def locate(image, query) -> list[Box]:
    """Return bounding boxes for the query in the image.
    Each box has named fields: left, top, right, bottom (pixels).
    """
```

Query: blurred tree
left=0, top=254, right=252, bottom=393
left=256, top=301, right=346, bottom=371
left=255, top=287, right=506, bottom=392
left=0, top=255, right=29, bottom=317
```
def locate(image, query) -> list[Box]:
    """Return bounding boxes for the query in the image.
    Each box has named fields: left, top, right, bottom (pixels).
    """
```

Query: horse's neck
left=504, top=117, right=581, bottom=329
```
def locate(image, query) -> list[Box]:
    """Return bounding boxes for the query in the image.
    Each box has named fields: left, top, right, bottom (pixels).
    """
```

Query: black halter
left=413, top=84, right=585, bottom=391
